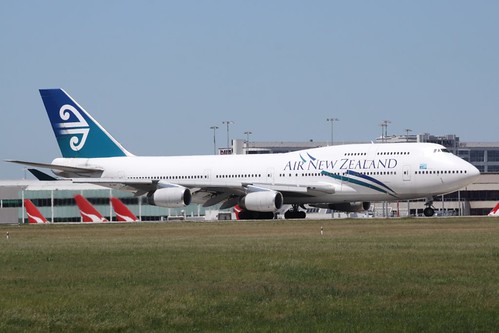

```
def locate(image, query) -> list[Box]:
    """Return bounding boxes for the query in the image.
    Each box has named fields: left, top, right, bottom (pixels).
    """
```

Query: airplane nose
left=466, top=163, right=481, bottom=183
left=470, top=164, right=480, bottom=177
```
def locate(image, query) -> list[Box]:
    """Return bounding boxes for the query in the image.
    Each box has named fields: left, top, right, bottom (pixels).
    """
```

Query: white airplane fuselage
left=52, top=142, right=479, bottom=205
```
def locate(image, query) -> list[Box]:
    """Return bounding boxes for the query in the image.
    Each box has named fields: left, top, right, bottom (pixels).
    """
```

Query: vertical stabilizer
left=488, top=203, right=499, bottom=216
left=233, top=205, right=243, bottom=220
left=39, top=89, right=132, bottom=158
left=24, top=199, right=48, bottom=224
left=111, top=197, right=139, bottom=222
left=74, top=195, right=108, bottom=222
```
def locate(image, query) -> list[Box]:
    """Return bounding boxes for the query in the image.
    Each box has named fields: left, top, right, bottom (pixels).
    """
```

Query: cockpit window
left=434, top=148, right=452, bottom=153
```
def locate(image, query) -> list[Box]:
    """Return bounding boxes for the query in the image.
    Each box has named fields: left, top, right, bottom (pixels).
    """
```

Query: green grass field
left=1, top=218, right=498, bottom=332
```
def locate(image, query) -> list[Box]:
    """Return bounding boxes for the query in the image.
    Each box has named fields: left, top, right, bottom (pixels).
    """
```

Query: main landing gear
left=284, top=204, right=307, bottom=219
left=238, top=210, right=275, bottom=220
left=423, top=197, right=436, bottom=217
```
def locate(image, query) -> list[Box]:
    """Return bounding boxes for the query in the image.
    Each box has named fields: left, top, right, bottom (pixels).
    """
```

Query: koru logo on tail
left=55, top=104, right=89, bottom=151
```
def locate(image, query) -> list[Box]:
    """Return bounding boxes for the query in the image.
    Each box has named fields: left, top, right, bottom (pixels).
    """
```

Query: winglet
left=74, top=194, right=108, bottom=222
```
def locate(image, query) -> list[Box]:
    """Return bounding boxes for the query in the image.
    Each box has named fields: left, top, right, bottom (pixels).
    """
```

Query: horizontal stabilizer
left=6, top=160, right=103, bottom=176
left=28, top=169, right=58, bottom=181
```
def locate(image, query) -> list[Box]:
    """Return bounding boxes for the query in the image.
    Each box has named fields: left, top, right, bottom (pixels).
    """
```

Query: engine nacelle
left=147, top=187, right=192, bottom=208
left=239, top=191, right=283, bottom=212
left=327, top=202, right=371, bottom=213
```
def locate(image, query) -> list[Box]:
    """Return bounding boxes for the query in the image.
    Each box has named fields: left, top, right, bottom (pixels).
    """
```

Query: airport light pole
left=222, top=121, right=235, bottom=149
left=210, top=126, right=219, bottom=155
left=326, top=118, right=339, bottom=146
left=380, top=120, right=391, bottom=143
left=244, top=131, right=252, bottom=150
left=405, top=128, right=412, bottom=142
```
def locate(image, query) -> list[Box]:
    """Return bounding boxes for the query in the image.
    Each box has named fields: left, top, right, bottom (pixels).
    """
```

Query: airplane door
left=403, top=165, right=411, bottom=181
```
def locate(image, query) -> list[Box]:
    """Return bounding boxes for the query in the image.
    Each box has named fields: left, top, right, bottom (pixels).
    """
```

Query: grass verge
left=0, top=218, right=498, bottom=332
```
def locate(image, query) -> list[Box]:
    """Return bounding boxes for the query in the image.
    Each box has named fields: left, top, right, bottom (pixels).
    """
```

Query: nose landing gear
left=424, top=197, right=436, bottom=217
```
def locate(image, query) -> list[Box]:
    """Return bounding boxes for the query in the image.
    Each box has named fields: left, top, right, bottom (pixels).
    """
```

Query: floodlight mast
left=326, top=118, right=339, bottom=146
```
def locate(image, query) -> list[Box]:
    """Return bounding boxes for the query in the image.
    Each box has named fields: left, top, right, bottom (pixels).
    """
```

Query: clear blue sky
left=1, top=1, right=498, bottom=179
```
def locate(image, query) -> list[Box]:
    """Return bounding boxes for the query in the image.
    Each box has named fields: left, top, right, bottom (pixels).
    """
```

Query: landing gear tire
left=423, top=197, right=436, bottom=217
left=423, top=207, right=435, bottom=217
left=284, top=205, right=306, bottom=219
left=239, top=211, right=275, bottom=220
left=284, top=211, right=306, bottom=219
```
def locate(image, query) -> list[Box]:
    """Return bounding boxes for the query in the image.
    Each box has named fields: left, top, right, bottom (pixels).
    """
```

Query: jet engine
left=239, top=191, right=283, bottom=212
left=147, top=187, right=192, bottom=208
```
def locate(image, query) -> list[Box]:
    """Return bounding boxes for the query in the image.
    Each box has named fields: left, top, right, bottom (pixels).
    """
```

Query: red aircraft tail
left=233, top=205, right=243, bottom=220
left=111, top=197, right=139, bottom=222
left=24, top=199, right=48, bottom=224
left=488, top=202, right=499, bottom=217
left=74, top=195, right=108, bottom=222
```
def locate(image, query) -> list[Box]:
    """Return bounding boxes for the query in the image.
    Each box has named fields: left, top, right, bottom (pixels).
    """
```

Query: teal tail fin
left=39, top=89, right=132, bottom=158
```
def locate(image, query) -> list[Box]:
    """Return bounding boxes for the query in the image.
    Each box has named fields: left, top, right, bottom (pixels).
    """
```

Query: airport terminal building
left=1, top=133, right=498, bottom=223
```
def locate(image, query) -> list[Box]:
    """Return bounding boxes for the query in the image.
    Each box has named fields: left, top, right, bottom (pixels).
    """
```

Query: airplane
left=74, top=194, right=108, bottom=222
left=24, top=199, right=49, bottom=224
left=488, top=203, right=499, bottom=217
left=111, top=197, right=139, bottom=222
left=8, top=89, right=481, bottom=219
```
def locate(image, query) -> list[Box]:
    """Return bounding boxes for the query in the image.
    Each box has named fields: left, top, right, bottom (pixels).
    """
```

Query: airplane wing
left=255, top=183, right=336, bottom=195
left=70, top=178, right=338, bottom=206
left=72, top=178, right=157, bottom=196
left=196, top=182, right=339, bottom=209
left=72, top=178, right=248, bottom=199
